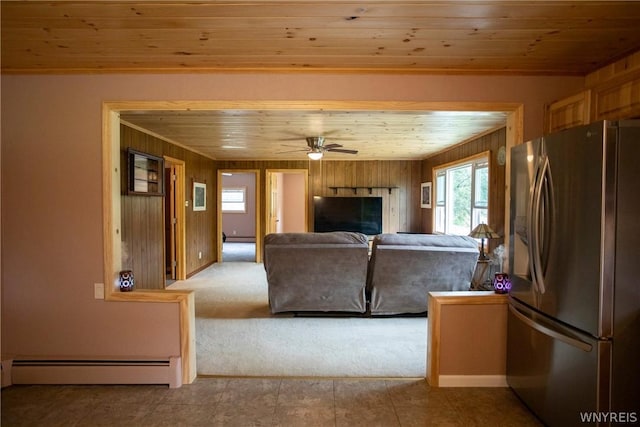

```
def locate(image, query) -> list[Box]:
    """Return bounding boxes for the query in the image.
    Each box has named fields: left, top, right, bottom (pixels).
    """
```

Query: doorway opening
left=218, top=170, right=260, bottom=263
left=164, top=156, right=186, bottom=284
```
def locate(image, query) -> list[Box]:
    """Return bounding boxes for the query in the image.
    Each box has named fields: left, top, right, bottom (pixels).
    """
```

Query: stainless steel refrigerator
left=507, top=120, right=640, bottom=426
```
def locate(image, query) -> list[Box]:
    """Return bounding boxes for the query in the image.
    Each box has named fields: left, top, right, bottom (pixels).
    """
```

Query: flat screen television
left=313, top=196, right=383, bottom=235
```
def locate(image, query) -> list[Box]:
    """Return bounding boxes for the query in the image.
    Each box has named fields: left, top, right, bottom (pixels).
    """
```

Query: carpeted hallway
left=168, top=261, right=427, bottom=378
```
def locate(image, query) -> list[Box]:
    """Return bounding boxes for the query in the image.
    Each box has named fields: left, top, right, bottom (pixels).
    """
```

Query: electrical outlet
left=232, top=230, right=237, bottom=235
left=198, top=251, right=202, bottom=259
left=94, top=283, right=104, bottom=300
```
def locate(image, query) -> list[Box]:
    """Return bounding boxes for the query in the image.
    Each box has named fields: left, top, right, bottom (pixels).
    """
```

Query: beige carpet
left=169, top=262, right=427, bottom=377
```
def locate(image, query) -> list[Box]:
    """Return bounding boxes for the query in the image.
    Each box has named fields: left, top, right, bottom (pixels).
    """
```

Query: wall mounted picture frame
left=193, top=182, right=206, bottom=211
left=421, top=182, right=432, bottom=209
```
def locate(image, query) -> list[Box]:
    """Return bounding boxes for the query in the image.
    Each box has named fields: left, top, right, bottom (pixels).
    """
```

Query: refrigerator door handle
left=527, top=161, right=542, bottom=293
left=509, top=304, right=592, bottom=352
left=528, top=156, right=549, bottom=294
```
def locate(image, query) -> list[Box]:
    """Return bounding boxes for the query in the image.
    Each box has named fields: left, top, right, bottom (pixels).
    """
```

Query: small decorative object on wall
left=497, top=145, right=507, bottom=166
left=119, top=270, right=135, bottom=292
left=193, top=182, right=206, bottom=211
left=420, top=182, right=432, bottom=208
left=493, top=273, right=511, bottom=294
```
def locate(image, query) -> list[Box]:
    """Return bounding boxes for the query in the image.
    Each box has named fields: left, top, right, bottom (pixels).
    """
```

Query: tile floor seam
left=384, top=380, right=403, bottom=427
left=332, top=379, right=338, bottom=427
left=272, top=378, right=283, bottom=427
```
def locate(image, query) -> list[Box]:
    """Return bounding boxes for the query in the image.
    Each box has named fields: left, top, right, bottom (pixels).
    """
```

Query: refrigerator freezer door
left=507, top=299, right=611, bottom=427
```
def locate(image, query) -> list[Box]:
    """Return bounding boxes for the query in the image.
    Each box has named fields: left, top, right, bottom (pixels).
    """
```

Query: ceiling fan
left=279, top=136, right=358, bottom=160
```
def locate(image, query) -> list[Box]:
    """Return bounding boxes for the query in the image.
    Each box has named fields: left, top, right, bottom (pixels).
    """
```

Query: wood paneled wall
left=421, top=128, right=507, bottom=252
left=308, top=160, right=423, bottom=233
left=121, top=124, right=215, bottom=288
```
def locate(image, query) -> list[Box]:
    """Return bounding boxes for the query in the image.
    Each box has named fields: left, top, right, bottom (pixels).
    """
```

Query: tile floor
left=1, top=377, right=542, bottom=426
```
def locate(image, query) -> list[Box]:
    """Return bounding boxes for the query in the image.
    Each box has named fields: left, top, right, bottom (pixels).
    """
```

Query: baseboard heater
left=7, top=357, right=182, bottom=388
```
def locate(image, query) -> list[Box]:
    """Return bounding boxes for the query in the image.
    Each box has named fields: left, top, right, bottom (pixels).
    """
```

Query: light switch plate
left=94, top=283, right=104, bottom=299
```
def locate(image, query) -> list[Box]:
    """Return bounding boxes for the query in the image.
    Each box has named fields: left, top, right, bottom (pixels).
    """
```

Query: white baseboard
left=437, top=375, right=508, bottom=387
left=8, top=357, right=182, bottom=388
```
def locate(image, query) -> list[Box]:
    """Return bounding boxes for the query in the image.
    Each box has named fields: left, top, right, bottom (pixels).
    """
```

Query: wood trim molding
left=164, top=156, right=187, bottom=281
left=103, top=106, right=196, bottom=385
left=104, top=99, right=524, bottom=387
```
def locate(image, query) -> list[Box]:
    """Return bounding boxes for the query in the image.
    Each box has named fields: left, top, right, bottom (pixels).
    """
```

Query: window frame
left=433, top=152, right=490, bottom=235
left=221, top=186, right=247, bottom=213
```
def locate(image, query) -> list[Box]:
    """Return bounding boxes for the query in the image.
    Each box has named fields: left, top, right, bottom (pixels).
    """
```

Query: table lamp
left=469, top=223, right=500, bottom=260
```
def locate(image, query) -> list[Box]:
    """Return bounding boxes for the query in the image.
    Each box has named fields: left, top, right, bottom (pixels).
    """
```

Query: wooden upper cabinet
left=545, top=50, right=640, bottom=134
left=592, top=73, right=640, bottom=121
left=544, top=90, right=591, bottom=134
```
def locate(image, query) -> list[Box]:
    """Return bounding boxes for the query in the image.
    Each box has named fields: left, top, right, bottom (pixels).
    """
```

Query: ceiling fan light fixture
left=307, top=151, right=323, bottom=160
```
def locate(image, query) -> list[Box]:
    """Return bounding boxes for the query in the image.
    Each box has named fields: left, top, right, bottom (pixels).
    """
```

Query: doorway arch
left=103, top=100, right=524, bottom=382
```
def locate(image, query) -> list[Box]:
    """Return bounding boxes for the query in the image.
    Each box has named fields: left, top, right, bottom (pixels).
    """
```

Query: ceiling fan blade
left=276, top=148, right=308, bottom=154
left=326, top=148, right=358, bottom=154
left=323, top=143, right=343, bottom=149
left=278, top=137, right=307, bottom=142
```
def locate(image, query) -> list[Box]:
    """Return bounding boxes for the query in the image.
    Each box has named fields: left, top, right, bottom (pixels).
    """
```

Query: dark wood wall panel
left=120, top=196, right=165, bottom=288
left=421, top=127, right=507, bottom=251
left=184, top=149, right=216, bottom=276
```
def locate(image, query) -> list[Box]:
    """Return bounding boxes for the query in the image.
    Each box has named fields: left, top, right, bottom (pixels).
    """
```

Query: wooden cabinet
left=545, top=50, right=640, bottom=133
left=544, top=90, right=591, bottom=134
left=127, top=148, right=164, bottom=196
left=592, top=73, right=640, bottom=121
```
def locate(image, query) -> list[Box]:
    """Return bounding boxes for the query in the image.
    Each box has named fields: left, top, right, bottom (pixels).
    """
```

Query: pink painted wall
left=1, top=73, right=583, bottom=365
left=221, top=173, right=257, bottom=241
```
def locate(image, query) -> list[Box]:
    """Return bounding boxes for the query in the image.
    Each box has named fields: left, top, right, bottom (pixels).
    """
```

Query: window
left=434, top=155, right=489, bottom=235
left=221, top=187, right=246, bottom=213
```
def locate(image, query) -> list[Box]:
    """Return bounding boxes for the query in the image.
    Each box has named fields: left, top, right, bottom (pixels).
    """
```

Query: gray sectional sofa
left=263, top=231, right=479, bottom=315
left=366, top=233, right=480, bottom=315
left=263, top=232, right=370, bottom=314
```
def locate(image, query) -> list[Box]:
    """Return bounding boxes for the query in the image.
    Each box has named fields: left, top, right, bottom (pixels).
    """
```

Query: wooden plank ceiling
left=120, top=109, right=508, bottom=160
left=3, top=1, right=640, bottom=74
left=4, top=1, right=640, bottom=160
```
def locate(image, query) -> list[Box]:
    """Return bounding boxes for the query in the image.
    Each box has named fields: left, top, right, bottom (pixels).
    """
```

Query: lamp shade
left=468, top=223, right=500, bottom=239
left=469, top=223, right=499, bottom=260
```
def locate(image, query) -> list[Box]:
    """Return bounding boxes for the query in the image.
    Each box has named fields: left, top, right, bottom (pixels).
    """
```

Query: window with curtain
left=434, top=155, right=489, bottom=235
